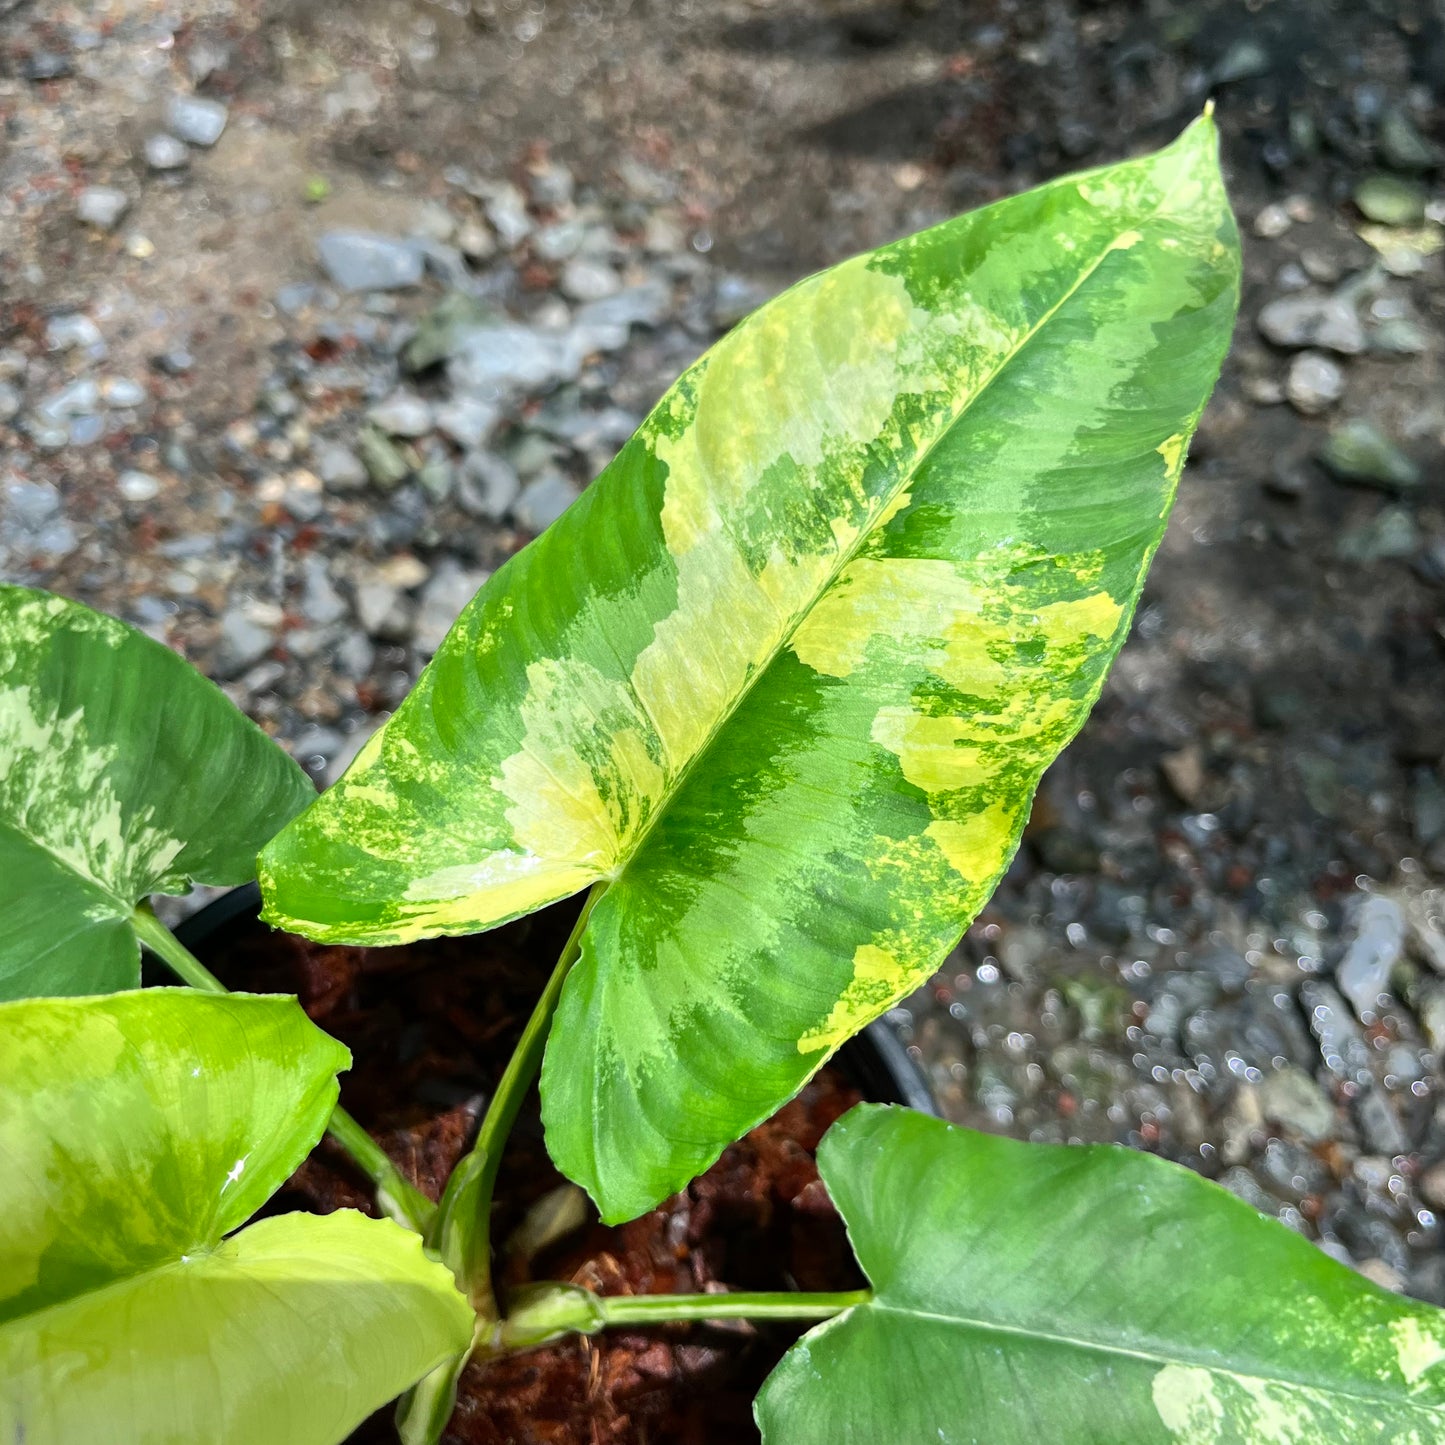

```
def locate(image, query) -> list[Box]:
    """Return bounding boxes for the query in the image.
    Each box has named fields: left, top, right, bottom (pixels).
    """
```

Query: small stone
left=1300, top=248, right=1340, bottom=284
left=1335, top=506, right=1419, bottom=564
left=354, top=579, right=412, bottom=640
left=448, top=325, right=578, bottom=394
left=416, top=453, right=455, bottom=503
left=712, top=273, right=775, bottom=328
left=117, top=469, right=160, bottom=501
left=300, top=556, right=349, bottom=626
left=144, top=133, right=191, bottom=171
left=534, top=218, right=588, bottom=262
left=1370, top=317, right=1429, bottom=355
left=45, top=314, right=103, bottom=354
left=409, top=202, right=456, bottom=243
left=367, top=390, right=434, bottom=438
left=357, top=427, right=410, bottom=489
left=1318, top=419, right=1421, bottom=491
left=1378, top=109, right=1440, bottom=174
left=0, top=383, right=21, bottom=423
left=100, top=376, right=146, bottom=408
left=456, top=220, right=495, bottom=261
left=514, top=470, right=580, bottom=533
left=457, top=451, right=521, bottom=520
left=1285, top=351, right=1345, bottom=415
left=1357, top=1258, right=1406, bottom=1293
left=333, top=630, right=375, bottom=681
left=315, top=441, right=367, bottom=492
left=1257, top=292, right=1365, bottom=354
left=215, top=609, right=274, bottom=679
left=1356, top=1088, right=1410, bottom=1156
left=23, top=51, right=73, bottom=82
left=1259, top=1066, right=1336, bottom=1143
left=316, top=231, right=424, bottom=291
left=1420, top=1161, right=1445, bottom=1212
left=481, top=182, right=533, bottom=248
left=1336, top=895, right=1406, bottom=1019
left=434, top=397, right=499, bottom=450
left=1159, top=745, right=1205, bottom=804
left=415, top=561, right=491, bottom=655
left=527, top=160, right=574, bottom=210
left=560, top=258, right=621, bottom=303
left=1253, top=203, right=1292, bottom=239
left=1354, top=174, right=1428, bottom=227
left=1300, top=981, right=1373, bottom=1084
left=1242, top=374, right=1285, bottom=406
left=77, top=186, right=129, bottom=231
left=36, top=378, right=100, bottom=423
left=165, top=95, right=228, bottom=147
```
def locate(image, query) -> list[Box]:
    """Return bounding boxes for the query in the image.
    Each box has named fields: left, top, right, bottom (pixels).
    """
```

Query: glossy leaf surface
left=756, top=1105, right=1445, bottom=1445
left=0, top=586, right=314, bottom=999
left=263, top=118, right=1240, bottom=1220
left=0, top=990, right=473, bottom=1445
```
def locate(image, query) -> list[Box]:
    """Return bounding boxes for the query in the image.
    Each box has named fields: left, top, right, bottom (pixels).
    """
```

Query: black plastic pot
left=173, top=882, right=939, bottom=1117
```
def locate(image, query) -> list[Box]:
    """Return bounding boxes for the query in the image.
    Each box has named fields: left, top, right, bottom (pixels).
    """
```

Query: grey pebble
left=457, top=451, right=521, bottom=520
left=45, top=314, right=104, bottom=354
left=165, top=94, right=228, bottom=147
left=215, top=609, right=275, bottom=679
left=367, top=390, right=434, bottom=438
left=1318, top=419, right=1420, bottom=491
left=0, top=382, right=20, bottom=423
left=317, top=231, right=424, bottom=291
left=300, top=556, right=349, bottom=627
left=1336, top=894, right=1406, bottom=1020
left=315, top=441, right=368, bottom=492
left=1257, top=292, right=1365, bottom=354
left=1284, top=351, right=1345, bottom=415
left=1258, top=1066, right=1337, bottom=1143
left=514, top=470, right=580, bottom=533
left=561, top=258, right=622, bottom=303
left=117, top=470, right=160, bottom=502
left=434, top=397, right=499, bottom=450
left=77, top=186, right=130, bottom=231
left=415, top=561, right=491, bottom=655
left=144, top=133, right=191, bottom=171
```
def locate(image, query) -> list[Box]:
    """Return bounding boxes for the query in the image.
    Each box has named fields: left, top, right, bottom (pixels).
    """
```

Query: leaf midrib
left=605, top=204, right=1161, bottom=891
left=858, top=1297, right=1440, bottom=1413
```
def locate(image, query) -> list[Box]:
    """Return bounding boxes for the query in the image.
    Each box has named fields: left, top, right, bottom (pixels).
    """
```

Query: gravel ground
left=5, top=0, right=1445, bottom=1303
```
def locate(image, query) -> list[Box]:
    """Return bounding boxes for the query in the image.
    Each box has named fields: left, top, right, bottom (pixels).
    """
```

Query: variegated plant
left=7, top=115, right=1443, bottom=1445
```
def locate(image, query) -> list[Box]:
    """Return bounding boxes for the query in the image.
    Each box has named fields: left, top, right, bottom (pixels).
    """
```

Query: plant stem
left=592, top=1289, right=871, bottom=1327
left=131, top=903, right=435, bottom=1233
left=427, top=880, right=607, bottom=1315
left=493, top=1282, right=870, bottom=1353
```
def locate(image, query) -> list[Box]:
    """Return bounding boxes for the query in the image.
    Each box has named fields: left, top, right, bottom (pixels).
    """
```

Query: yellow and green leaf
left=261, top=116, right=1240, bottom=1221
left=0, top=585, right=315, bottom=999
left=0, top=990, right=473, bottom=1445
left=757, top=1106, right=1445, bottom=1445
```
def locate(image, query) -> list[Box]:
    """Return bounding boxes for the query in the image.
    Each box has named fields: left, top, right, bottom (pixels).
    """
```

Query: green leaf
left=757, top=1105, right=1445, bottom=1445
left=261, top=116, right=1240, bottom=1221
left=0, top=990, right=473, bottom=1445
left=0, top=585, right=315, bottom=999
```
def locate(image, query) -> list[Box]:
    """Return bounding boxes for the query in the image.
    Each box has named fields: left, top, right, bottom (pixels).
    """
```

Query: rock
left=165, top=95, right=228, bottom=147
left=1336, top=894, right=1406, bottom=1019
left=560, top=258, right=621, bottom=303
left=316, top=231, right=424, bottom=291
left=45, top=314, right=103, bottom=354
left=434, top=397, right=499, bottom=450
left=35, top=378, right=99, bottom=423
left=480, top=182, right=533, bottom=248
left=354, top=578, right=412, bottom=640
left=1252, top=203, right=1292, bottom=239
left=1355, top=174, right=1428, bottom=226
left=712, top=273, right=775, bottom=328
left=457, top=451, right=521, bottom=520
left=77, top=186, right=129, bottom=231
left=315, top=441, right=367, bottom=492
left=409, top=202, right=456, bottom=243
left=1318, top=419, right=1420, bottom=490
left=357, top=427, right=410, bottom=489
left=1420, top=1161, right=1445, bottom=1212
left=1159, top=745, right=1205, bottom=804
left=1218, top=1166, right=1280, bottom=1215
left=215, top=609, right=274, bottom=678
left=1285, top=351, right=1345, bottom=415
left=1370, top=317, right=1429, bottom=355
left=1300, top=981, right=1373, bottom=1084
left=1418, top=982, right=1445, bottom=1053
left=571, top=281, right=671, bottom=352
left=117, top=469, right=159, bottom=501
left=23, top=51, right=73, bottom=81
left=1357, top=1258, right=1406, bottom=1293
left=1212, top=37, right=1271, bottom=83
left=1257, top=292, right=1365, bottom=354
left=333, top=630, right=375, bottom=682
left=403, top=294, right=497, bottom=372
left=448, top=324, right=579, bottom=395
left=1335, top=506, right=1419, bottom=563
left=1259, top=1066, right=1336, bottom=1143
left=144, top=133, right=190, bottom=171
left=367, top=390, right=434, bottom=438
left=415, top=561, right=490, bottom=655
left=416, top=451, right=455, bottom=503
left=527, top=160, right=574, bottom=209
left=1356, top=1088, right=1410, bottom=1156
left=456, top=220, right=495, bottom=261
left=1144, top=971, right=1220, bottom=1044
left=534, top=219, right=587, bottom=262
left=514, top=470, right=580, bottom=533
left=300, top=556, right=348, bottom=627
left=0, top=383, right=20, bottom=423
left=101, top=376, right=146, bottom=408
left=1378, top=110, right=1440, bottom=174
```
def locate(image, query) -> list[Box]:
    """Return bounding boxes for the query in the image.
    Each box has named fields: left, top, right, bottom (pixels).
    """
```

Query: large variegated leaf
left=756, top=1105, right=1445, bottom=1445
left=0, top=586, right=314, bottom=999
left=262, top=116, right=1240, bottom=1220
left=0, top=990, right=473, bottom=1445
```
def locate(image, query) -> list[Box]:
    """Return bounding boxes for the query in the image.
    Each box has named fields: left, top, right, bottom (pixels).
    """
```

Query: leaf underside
left=756, top=1105, right=1445, bottom=1445
left=262, top=117, right=1240, bottom=1221
left=0, top=991, right=472, bottom=1445
left=0, top=586, right=315, bottom=999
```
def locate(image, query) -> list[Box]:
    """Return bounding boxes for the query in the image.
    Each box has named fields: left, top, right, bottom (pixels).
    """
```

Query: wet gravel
left=4, top=0, right=1445, bottom=1305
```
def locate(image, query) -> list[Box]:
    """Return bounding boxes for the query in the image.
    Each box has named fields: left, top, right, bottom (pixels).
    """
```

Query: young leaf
left=0, top=586, right=314, bottom=999
left=261, top=117, right=1240, bottom=1221
left=756, top=1105, right=1445, bottom=1445
left=0, top=990, right=473, bottom=1445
